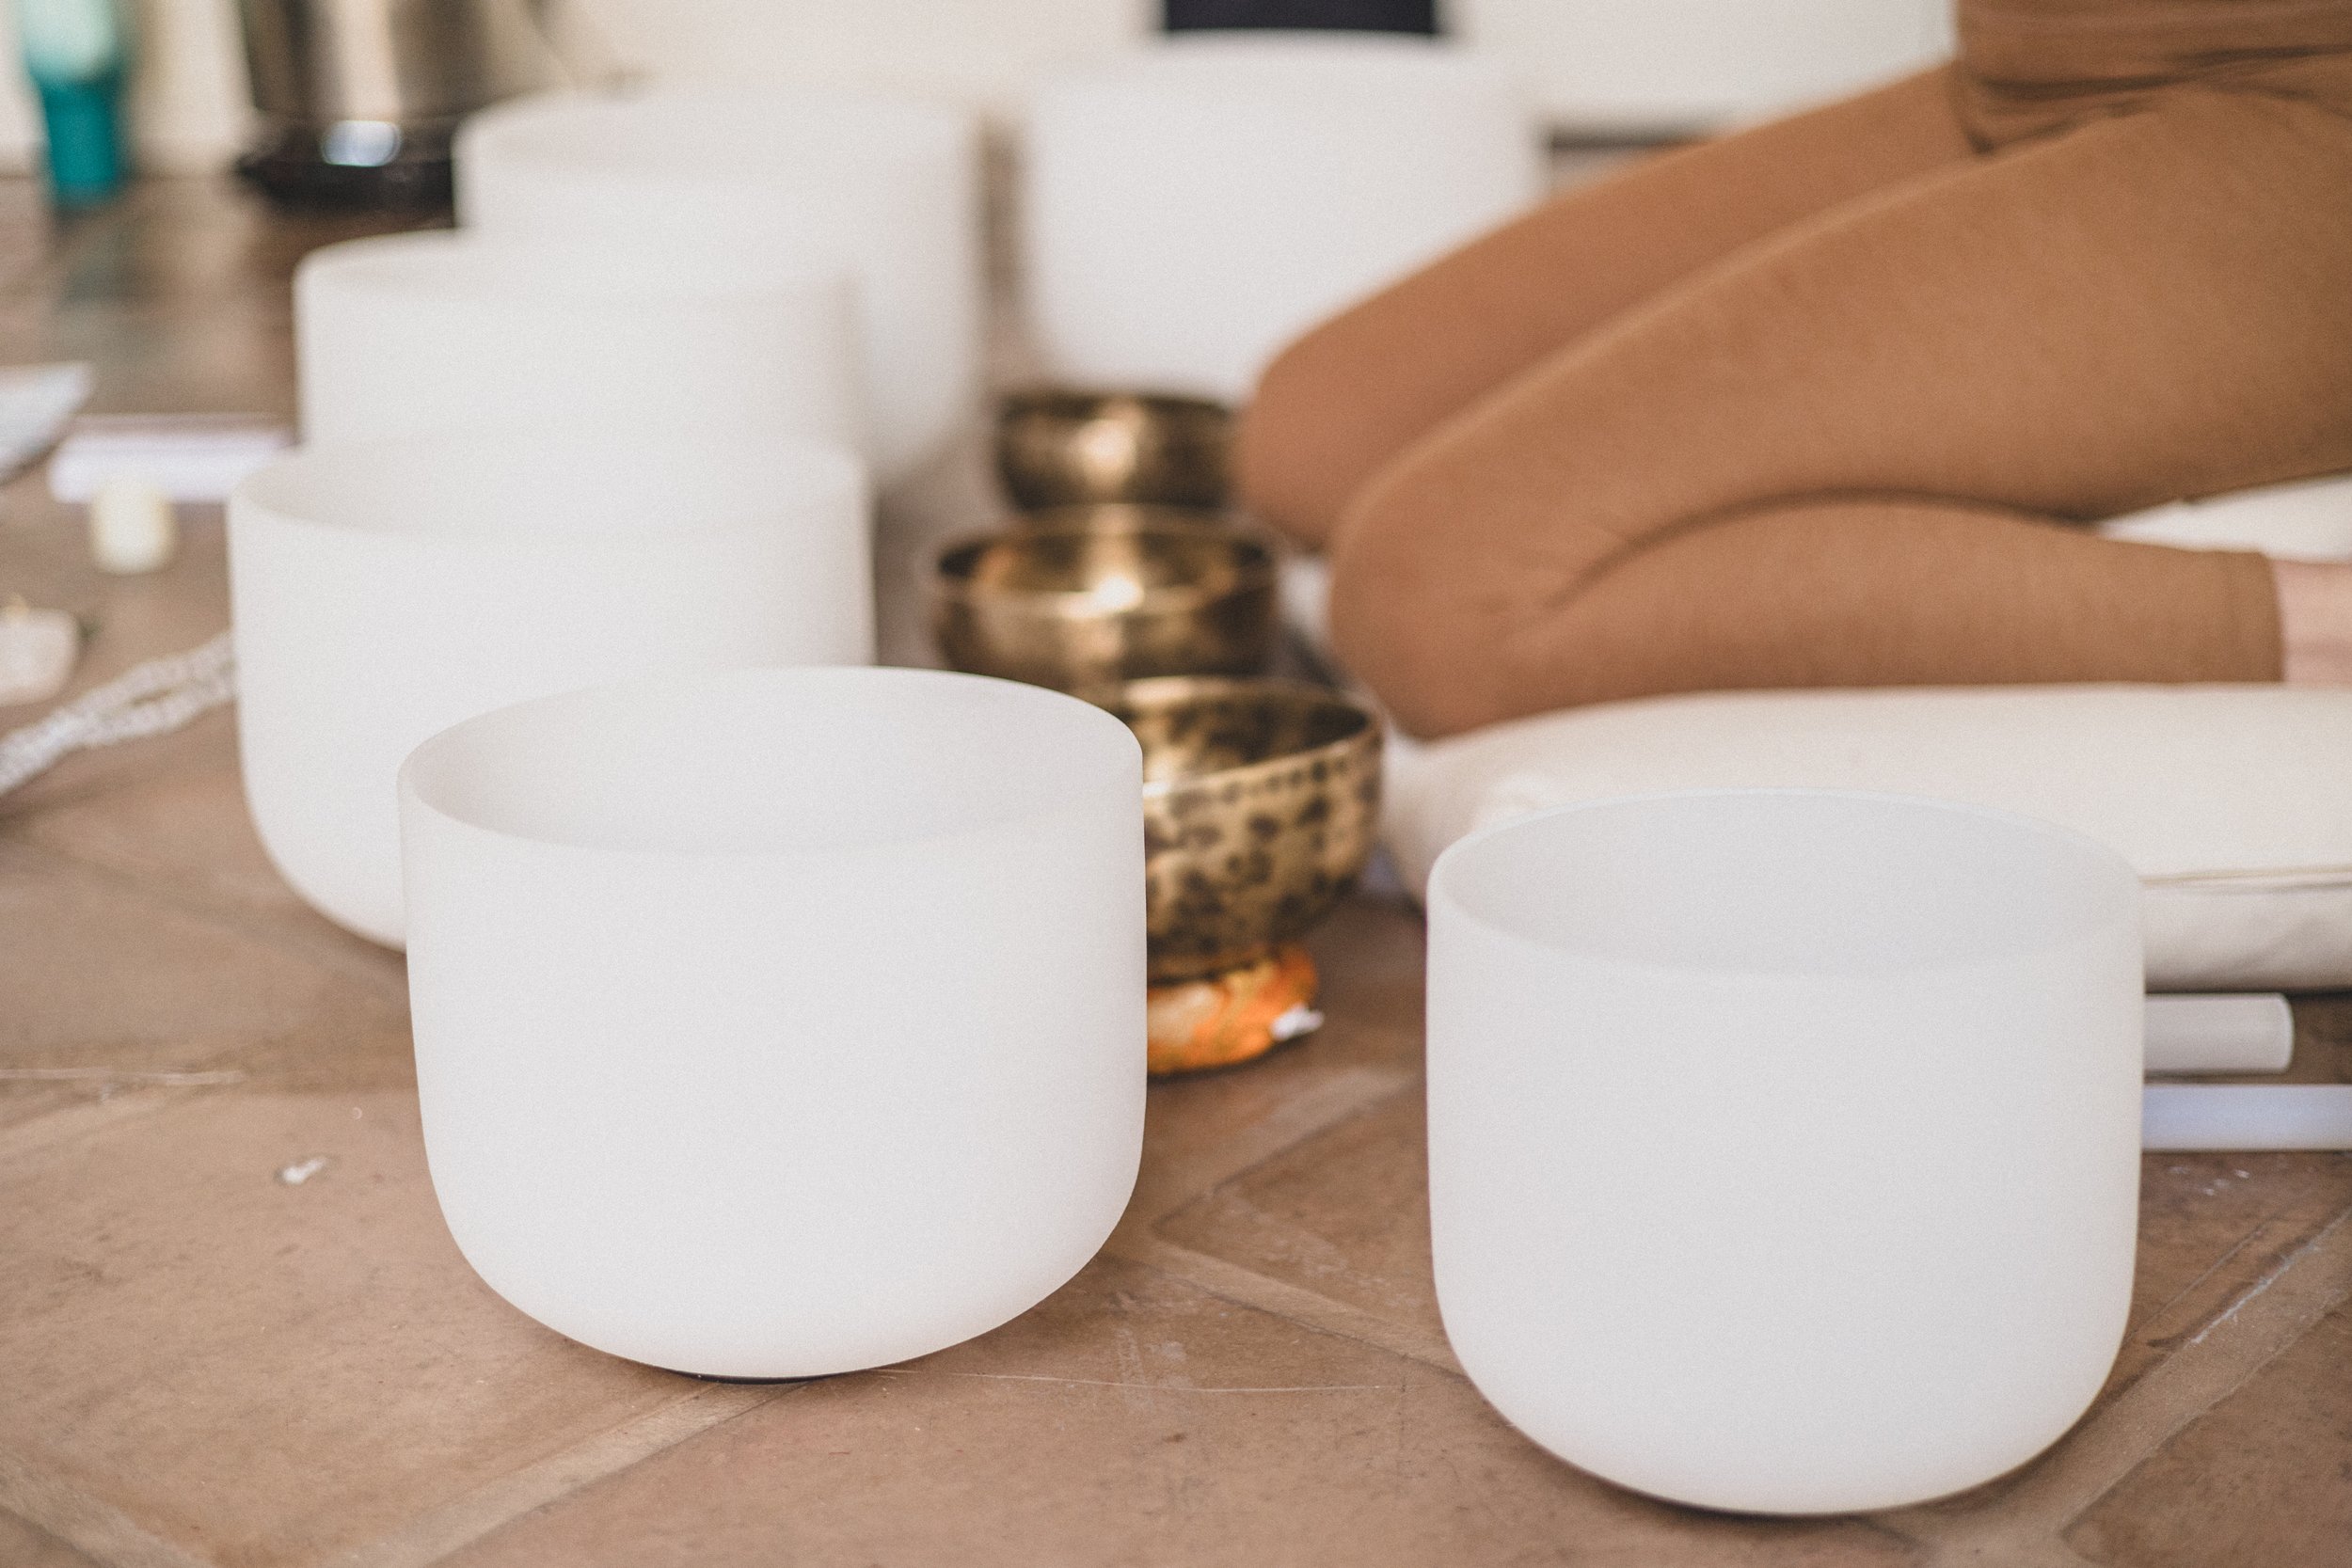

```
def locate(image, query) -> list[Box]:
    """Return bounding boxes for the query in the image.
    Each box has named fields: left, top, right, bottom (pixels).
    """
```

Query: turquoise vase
left=17, top=0, right=131, bottom=206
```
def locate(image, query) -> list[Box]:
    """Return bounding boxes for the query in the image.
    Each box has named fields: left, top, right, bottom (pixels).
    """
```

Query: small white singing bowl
left=398, top=667, right=1146, bottom=1379
left=230, top=432, right=870, bottom=949
left=1425, top=789, right=2143, bottom=1514
left=457, top=86, right=980, bottom=483
left=295, top=230, right=864, bottom=457
left=1025, top=34, right=1543, bottom=401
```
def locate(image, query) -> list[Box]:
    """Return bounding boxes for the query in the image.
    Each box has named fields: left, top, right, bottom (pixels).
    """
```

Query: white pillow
left=1383, top=686, right=2352, bottom=991
left=2095, top=472, right=2352, bottom=562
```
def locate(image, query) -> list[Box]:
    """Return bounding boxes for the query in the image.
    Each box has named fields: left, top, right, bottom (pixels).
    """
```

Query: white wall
left=0, top=0, right=1953, bottom=176
left=569, top=0, right=1152, bottom=105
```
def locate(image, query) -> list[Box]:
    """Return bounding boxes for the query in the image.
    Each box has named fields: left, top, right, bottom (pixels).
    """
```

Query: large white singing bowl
left=1455, top=0, right=1952, bottom=137
left=230, top=433, right=870, bottom=949
left=295, top=230, right=862, bottom=454
left=399, top=667, right=1147, bottom=1377
left=1025, top=34, right=1544, bottom=402
left=1425, top=790, right=2143, bottom=1514
left=456, top=87, right=980, bottom=483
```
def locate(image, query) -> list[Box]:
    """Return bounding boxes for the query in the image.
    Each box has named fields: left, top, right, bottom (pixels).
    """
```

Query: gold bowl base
left=1146, top=943, right=1322, bottom=1076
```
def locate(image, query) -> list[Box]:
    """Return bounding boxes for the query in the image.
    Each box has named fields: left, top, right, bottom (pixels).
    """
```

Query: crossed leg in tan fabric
left=1237, top=68, right=2352, bottom=738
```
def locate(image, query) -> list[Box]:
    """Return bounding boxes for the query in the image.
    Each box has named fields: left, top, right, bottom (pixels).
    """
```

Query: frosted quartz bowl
left=1454, top=0, right=1951, bottom=137
left=1025, top=34, right=1544, bottom=402
left=1425, top=789, right=2143, bottom=1513
left=230, top=431, right=869, bottom=948
left=457, top=86, right=980, bottom=483
left=399, top=667, right=1146, bottom=1378
left=295, top=230, right=861, bottom=455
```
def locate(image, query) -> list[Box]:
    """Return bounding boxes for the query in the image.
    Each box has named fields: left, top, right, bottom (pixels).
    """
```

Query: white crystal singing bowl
left=230, top=431, right=871, bottom=949
left=1425, top=789, right=2143, bottom=1513
left=1454, top=0, right=1952, bottom=137
left=295, top=230, right=864, bottom=456
left=457, top=86, right=981, bottom=483
left=1025, top=33, right=1544, bottom=402
left=399, top=666, right=1147, bottom=1378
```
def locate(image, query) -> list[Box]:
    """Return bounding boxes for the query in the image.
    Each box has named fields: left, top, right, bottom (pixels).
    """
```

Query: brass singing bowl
left=930, top=520, right=1278, bottom=694
left=1009, top=501, right=1230, bottom=533
left=1109, top=676, right=1383, bottom=984
left=996, top=389, right=1232, bottom=513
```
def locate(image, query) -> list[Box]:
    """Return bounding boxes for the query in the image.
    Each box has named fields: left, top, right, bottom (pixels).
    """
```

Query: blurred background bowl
left=996, top=388, right=1232, bottom=512
left=930, top=517, right=1277, bottom=693
left=1110, top=675, right=1382, bottom=983
left=1009, top=500, right=1229, bottom=533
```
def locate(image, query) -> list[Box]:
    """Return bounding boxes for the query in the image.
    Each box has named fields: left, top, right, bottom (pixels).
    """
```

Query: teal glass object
left=17, top=0, right=131, bottom=206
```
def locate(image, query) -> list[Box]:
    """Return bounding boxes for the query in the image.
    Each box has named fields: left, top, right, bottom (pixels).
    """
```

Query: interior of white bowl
left=1436, top=789, right=2137, bottom=977
left=239, top=432, right=859, bottom=543
left=404, top=667, right=1137, bottom=857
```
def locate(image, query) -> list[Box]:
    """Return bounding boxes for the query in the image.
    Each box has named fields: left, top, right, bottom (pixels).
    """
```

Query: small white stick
left=2143, top=993, right=2295, bottom=1075
left=2143, top=1085, right=2352, bottom=1151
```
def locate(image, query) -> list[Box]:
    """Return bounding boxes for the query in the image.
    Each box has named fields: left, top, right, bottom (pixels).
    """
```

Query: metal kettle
left=233, top=0, right=563, bottom=206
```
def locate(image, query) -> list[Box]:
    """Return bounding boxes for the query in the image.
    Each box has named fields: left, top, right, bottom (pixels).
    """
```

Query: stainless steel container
left=234, top=0, right=557, bottom=206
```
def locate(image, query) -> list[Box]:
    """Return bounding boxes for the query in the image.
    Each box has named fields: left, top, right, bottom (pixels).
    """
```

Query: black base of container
left=234, top=119, right=455, bottom=212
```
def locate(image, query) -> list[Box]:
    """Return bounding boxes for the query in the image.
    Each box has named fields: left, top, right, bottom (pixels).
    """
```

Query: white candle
left=88, top=475, right=176, bottom=574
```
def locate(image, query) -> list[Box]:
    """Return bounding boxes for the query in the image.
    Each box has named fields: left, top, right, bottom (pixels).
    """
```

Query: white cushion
left=2096, top=472, right=2352, bottom=562
left=1384, top=686, right=2352, bottom=991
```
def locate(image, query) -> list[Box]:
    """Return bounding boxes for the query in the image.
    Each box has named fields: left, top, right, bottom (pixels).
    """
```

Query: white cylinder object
left=295, top=231, right=863, bottom=456
left=1025, top=34, right=1544, bottom=403
left=2142, top=993, right=2296, bottom=1076
left=399, top=666, right=1146, bottom=1377
left=2142, top=1085, right=2352, bottom=1152
left=456, top=87, right=981, bottom=483
left=1426, top=789, right=2144, bottom=1514
left=230, top=432, right=870, bottom=949
left=87, top=476, right=177, bottom=574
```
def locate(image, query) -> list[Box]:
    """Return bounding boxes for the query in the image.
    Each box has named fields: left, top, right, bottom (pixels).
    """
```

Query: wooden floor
left=0, top=175, right=2347, bottom=1568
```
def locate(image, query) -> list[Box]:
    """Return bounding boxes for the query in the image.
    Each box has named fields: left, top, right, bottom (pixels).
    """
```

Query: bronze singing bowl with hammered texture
left=996, top=389, right=1232, bottom=512
left=930, top=520, right=1278, bottom=695
left=1109, top=676, right=1383, bottom=984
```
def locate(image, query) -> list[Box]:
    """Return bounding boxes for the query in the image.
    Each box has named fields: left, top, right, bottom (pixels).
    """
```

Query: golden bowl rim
left=1007, top=501, right=1235, bottom=531
left=996, top=388, right=1232, bottom=425
left=929, top=523, right=1279, bottom=617
left=1109, top=675, right=1384, bottom=803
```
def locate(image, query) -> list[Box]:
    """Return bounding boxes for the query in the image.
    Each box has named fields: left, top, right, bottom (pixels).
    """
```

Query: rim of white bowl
left=399, top=665, right=1142, bottom=862
left=1426, top=785, right=2141, bottom=981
